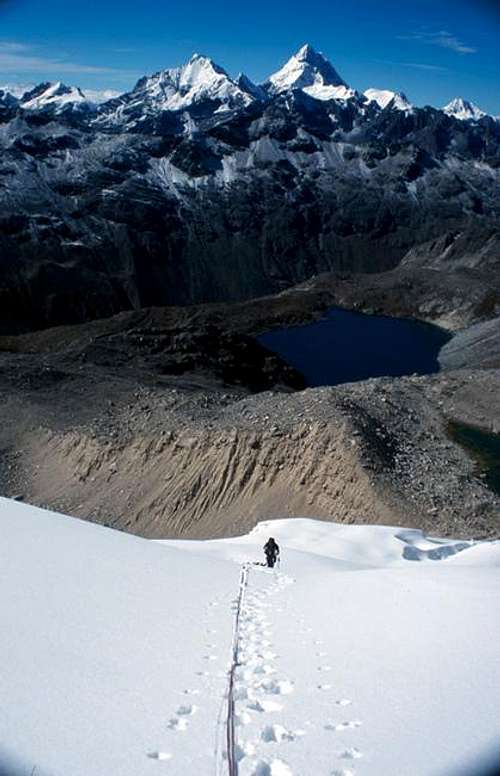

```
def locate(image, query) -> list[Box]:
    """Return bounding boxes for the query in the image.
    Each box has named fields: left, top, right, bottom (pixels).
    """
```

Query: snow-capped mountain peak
left=177, top=53, right=227, bottom=89
left=265, top=43, right=351, bottom=101
left=293, top=43, right=344, bottom=78
left=364, top=88, right=413, bottom=113
left=21, top=81, right=89, bottom=113
left=129, top=54, right=255, bottom=113
left=443, top=97, right=486, bottom=122
left=2, top=82, right=119, bottom=109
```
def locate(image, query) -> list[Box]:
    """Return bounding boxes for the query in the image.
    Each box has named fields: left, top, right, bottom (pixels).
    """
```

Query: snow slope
left=1, top=499, right=500, bottom=776
left=364, top=88, right=413, bottom=112
left=0, top=498, right=235, bottom=776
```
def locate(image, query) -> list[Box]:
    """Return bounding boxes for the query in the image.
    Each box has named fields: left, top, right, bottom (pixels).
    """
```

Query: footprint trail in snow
left=228, top=565, right=364, bottom=774
left=227, top=567, right=300, bottom=775
left=147, top=561, right=364, bottom=772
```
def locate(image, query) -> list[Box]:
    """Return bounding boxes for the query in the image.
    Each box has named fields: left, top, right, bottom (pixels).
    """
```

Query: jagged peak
left=20, top=81, right=88, bottom=111
left=443, top=97, right=486, bottom=121
left=295, top=43, right=318, bottom=60
left=46, top=81, right=85, bottom=98
left=265, top=44, right=347, bottom=96
left=134, top=53, right=237, bottom=92
left=120, top=53, right=256, bottom=117
left=178, top=53, right=231, bottom=85
left=294, top=43, right=331, bottom=68
left=21, top=81, right=53, bottom=101
left=185, top=52, right=226, bottom=72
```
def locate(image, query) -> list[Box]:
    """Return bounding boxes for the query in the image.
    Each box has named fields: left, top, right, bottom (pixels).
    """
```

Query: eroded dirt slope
left=1, top=350, right=498, bottom=538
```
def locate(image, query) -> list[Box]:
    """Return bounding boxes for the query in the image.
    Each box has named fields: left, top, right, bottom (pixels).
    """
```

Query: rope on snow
left=226, top=562, right=249, bottom=776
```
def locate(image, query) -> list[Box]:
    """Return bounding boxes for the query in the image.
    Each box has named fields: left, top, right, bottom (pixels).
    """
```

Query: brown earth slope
left=0, top=348, right=498, bottom=538
left=0, top=265, right=498, bottom=539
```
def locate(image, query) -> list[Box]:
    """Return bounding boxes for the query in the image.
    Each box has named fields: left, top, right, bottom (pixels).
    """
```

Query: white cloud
left=0, top=41, right=31, bottom=52
left=0, top=80, right=33, bottom=97
left=83, top=88, right=122, bottom=103
left=403, top=62, right=449, bottom=72
left=378, top=58, right=448, bottom=73
left=399, top=30, right=476, bottom=55
left=0, top=40, right=136, bottom=76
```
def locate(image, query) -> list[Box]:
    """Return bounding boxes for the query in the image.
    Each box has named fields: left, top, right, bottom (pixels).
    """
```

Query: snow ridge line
left=226, top=562, right=250, bottom=776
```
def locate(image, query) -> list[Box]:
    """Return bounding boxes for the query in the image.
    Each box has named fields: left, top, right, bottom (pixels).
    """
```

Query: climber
left=263, top=537, right=280, bottom=568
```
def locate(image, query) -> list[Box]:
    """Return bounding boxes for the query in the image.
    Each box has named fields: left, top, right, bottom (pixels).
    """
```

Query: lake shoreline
left=258, top=306, right=452, bottom=388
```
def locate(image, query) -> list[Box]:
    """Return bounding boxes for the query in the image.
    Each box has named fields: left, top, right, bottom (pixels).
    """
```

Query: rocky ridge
left=0, top=281, right=498, bottom=539
left=1, top=359, right=498, bottom=539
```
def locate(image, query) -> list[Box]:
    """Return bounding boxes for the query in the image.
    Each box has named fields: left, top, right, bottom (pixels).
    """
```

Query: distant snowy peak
left=0, top=82, right=34, bottom=101
left=21, top=81, right=90, bottom=113
left=130, top=54, right=255, bottom=112
left=443, top=97, right=486, bottom=121
left=364, top=88, right=413, bottom=113
left=265, top=43, right=350, bottom=101
left=4, top=82, right=119, bottom=110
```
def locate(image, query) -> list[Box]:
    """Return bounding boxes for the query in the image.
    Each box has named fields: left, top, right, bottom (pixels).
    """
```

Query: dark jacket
left=264, top=538, right=280, bottom=558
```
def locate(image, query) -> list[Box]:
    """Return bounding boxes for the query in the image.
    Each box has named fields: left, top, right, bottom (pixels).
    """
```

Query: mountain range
left=0, top=44, right=499, bottom=332
left=0, top=45, right=493, bottom=120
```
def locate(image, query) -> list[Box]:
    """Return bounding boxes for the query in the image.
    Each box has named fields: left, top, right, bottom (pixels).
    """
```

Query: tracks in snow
left=225, top=564, right=365, bottom=776
left=226, top=563, right=250, bottom=776
left=225, top=565, right=297, bottom=775
left=147, top=561, right=365, bottom=774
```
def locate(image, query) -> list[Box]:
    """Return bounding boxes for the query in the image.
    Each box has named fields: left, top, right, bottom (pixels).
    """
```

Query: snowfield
left=1, top=497, right=500, bottom=776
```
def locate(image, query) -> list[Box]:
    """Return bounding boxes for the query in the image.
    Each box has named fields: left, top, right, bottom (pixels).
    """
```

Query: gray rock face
left=0, top=49, right=499, bottom=333
left=439, top=317, right=500, bottom=370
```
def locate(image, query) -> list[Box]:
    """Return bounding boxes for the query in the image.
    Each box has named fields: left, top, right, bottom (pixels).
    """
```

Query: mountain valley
left=0, top=43, right=499, bottom=541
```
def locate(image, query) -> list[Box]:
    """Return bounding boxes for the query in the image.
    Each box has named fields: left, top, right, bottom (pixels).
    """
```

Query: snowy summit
left=20, top=81, right=90, bottom=112
left=266, top=43, right=356, bottom=101
left=130, top=53, right=255, bottom=112
left=443, top=97, right=486, bottom=122
left=364, top=88, right=413, bottom=113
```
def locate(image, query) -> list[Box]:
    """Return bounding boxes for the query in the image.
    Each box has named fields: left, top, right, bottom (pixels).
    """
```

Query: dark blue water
left=257, top=307, right=451, bottom=387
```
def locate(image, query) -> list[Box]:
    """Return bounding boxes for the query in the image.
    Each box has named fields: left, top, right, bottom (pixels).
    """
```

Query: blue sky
left=0, top=0, right=499, bottom=112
